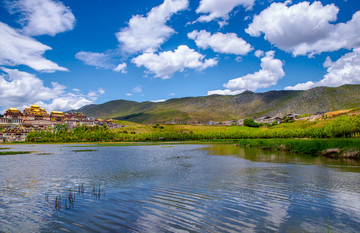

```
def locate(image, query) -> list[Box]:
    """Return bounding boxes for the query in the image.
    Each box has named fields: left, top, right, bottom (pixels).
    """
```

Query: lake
left=0, top=143, right=360, bottom=232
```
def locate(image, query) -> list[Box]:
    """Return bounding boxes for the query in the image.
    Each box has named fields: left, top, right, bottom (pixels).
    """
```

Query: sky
left=0, top=0, right=360, bottom=113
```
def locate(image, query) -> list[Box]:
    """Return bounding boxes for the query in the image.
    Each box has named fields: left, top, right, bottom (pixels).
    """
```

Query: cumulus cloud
left=6, top=0, right=75, bottom=36
left=0, top=67, right=103, bottom=112
left=254, top=50, right=264, bottom=58
left=132, top=45, right=217, bottom=79
left=151, top=99, right=166, bottom=103
left=196, top=0, right=255, bottom=24
left=116, top=0, right=188, bottom=54
left=188, top=30, right=252, bottom=55
left=285, top=48, right=360, bottom=90
left=113, top=63, right=127, bottom=73
left=246, top=1, right=360, bottom=56
left=208, top=51, right=284, bottom=95
left=0, top=22, right=68, bottom=72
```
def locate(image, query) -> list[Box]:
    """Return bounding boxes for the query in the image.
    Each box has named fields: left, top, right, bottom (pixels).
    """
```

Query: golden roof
left=31, top=105, right=40, bottom=108
left=51, top=111, right=64, bottom=114
left=8, top=107, right=19, bottom=112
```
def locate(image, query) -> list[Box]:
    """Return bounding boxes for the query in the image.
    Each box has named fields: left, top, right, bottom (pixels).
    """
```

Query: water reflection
left=202, top=144, right=360, bottom=171
left=0, top=144, right=359, bottom=232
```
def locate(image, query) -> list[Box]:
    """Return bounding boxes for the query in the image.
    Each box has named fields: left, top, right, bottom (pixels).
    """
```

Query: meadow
left=26, top=114, right=360, bottom=142
left=23, top=114, right=360, bottom=156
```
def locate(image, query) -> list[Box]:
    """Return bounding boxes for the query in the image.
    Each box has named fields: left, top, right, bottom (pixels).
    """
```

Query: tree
left=243, top=118, right=259, bottom=127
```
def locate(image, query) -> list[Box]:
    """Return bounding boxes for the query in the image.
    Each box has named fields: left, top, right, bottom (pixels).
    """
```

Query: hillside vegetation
left=77, top=85, right=360, bottom=124
left=27, top=113, right=360, bottom=142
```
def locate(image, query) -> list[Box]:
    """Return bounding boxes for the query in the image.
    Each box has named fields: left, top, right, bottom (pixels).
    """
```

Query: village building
left=0, top=108, right=24, bottom=125
left=0, top=127, right=30, bottom=142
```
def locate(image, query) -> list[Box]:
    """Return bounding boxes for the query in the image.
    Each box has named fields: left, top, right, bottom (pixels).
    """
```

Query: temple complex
left=0, top=104, right=123, bottom=142
left=0, top=105, right=94, bottom=128
left=23, top=105, right=50, bottom=121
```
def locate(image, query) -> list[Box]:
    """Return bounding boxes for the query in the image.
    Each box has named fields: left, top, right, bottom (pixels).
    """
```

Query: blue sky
left=0, top=0, right=360, bottom=112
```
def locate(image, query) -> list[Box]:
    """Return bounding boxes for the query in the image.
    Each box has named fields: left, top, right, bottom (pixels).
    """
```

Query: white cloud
left=125, top=93, right=132, bottom=96
left=38, top=94, right=93, bottom=112
left=207, top=89, right=243, bottom=95
left=132, top=45, right=217, bottom=79
left=0, top=67, right=103, bottom=112
left=86, top=88, right=105, bottom=101
left=75, top=51, right=114, bottom=70
left=116, top=0, right=188, bottom=54
left=0, top=22, right=68, bottom=72
left=169, top=93, right=176, bottom=96
left=75, top=51, right=127, bottom=73
left=132, top=86, right=143, bottom=93
left=151, top=99, right=166, bottom=103
left=208, top=51, right=284, bottom=95
left=187, top=30, right=253, bottom=55
left=113, top=63, right=127, bottom=73
left=285, top=48, right=360, bottom=90
left=196, top=0, right=255, bottom=24
left=254, top=49, right=264, bottom=58
left=246, top=1, right=360, bottom=56
left=6, top=0, right=75, bottom=36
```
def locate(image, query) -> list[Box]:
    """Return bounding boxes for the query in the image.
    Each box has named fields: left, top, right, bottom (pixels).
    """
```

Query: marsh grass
left=228, top=138, right=360, bottom=155
left=72, top=149, right=98, bottom=152
left=0, top=151, right=32, bottom=155
left=49, top=183, right=104, bottom=211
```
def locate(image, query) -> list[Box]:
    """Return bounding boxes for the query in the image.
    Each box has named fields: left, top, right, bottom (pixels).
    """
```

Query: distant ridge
left=76, top=84, right=360, bottom=124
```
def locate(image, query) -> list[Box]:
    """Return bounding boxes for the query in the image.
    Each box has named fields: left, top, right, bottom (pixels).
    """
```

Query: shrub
left=244, top=118, right=259, bottom=127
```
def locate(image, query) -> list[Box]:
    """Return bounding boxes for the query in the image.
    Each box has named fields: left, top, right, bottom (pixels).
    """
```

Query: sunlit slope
left=77, top=85, right=360, bottom=123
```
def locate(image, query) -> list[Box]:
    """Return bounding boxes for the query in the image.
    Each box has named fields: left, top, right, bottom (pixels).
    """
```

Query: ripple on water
left=0, top=144, right=360, bottom=232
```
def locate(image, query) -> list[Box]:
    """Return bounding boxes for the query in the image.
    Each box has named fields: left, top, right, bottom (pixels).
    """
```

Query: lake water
left=0, top=143, right=360, bottom=232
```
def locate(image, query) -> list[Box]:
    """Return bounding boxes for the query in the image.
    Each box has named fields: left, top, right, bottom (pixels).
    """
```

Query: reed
left=55, top=195, right=61, bottom=210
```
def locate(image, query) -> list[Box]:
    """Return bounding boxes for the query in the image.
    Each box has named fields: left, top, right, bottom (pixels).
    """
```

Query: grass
left=72, top=149, right=98, bottom=152
left=0, top=151, right=32, bottom=155
left=221, top=138, right=360, bottom=155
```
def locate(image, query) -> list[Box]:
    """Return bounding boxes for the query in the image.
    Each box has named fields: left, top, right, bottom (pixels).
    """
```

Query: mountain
left=77, top=85, right=360, bottom=124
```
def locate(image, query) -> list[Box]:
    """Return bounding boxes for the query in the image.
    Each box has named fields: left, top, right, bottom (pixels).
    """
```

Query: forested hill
left=76, top=85, right=360, bottom=124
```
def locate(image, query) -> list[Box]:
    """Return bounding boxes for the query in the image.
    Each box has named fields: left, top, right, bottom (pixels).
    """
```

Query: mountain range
left=76, top=85, right=360, bottom=124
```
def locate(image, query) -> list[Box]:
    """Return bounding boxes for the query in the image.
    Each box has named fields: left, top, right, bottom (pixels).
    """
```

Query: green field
left=22, top=114, right=360, bottom=157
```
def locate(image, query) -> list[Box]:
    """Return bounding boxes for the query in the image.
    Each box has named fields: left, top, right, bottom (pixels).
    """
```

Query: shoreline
left=2, top=138, right=360, bottom=159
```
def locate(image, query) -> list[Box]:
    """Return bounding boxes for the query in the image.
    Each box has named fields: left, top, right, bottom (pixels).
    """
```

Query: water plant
left=72, top=149, right=98, bottom=152
left=55, top=195, right=61, bottom=210
left=77, top=183, right=85, bottom=194
left=0, top=151, right=32, bottom=155
left=65, top=189, right=75, bottom=209
left=92, top=184, right=105, bottom=199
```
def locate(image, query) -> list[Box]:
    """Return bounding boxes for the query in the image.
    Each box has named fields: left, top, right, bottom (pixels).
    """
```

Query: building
left=1, top=108, right=23, bottom=125
left=24, top=105, right=50, bottom=121
left=51, top=111, right=65, bottom=122
left=1, top=105, right=95, bottom=129
left=0, top=127, right=29, bottom=142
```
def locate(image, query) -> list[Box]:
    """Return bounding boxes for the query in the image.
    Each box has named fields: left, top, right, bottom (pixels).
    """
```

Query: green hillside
left=77, top=85, right=360, bottom=123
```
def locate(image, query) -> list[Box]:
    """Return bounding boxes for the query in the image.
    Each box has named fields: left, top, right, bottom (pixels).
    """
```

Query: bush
left=244, top=118, right=259, bottom=127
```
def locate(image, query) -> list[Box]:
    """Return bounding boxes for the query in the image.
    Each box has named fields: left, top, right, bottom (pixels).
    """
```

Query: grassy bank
left=25, top=114, right=360, bottom=143
left=216, top=138, right=360, bottom=156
